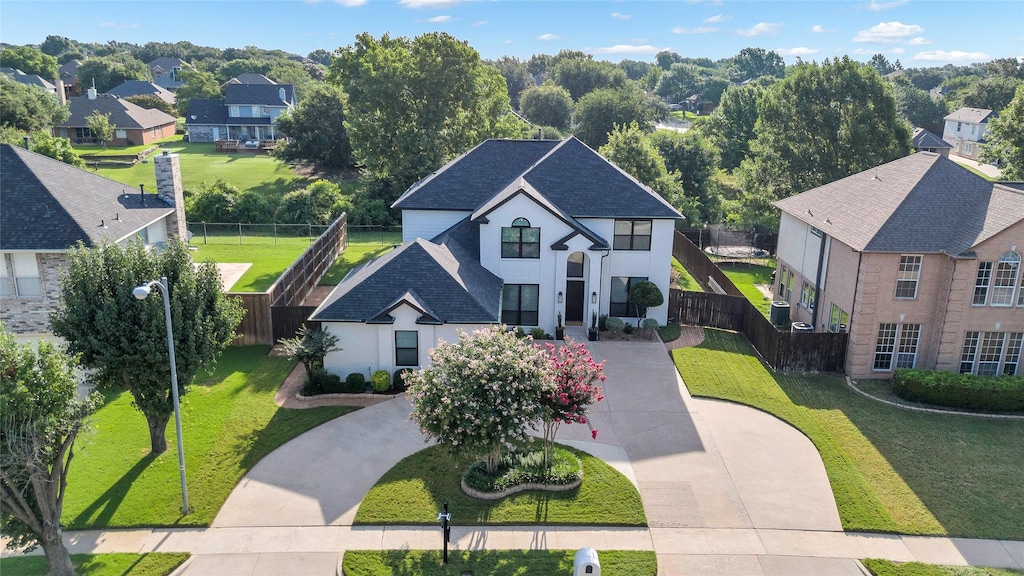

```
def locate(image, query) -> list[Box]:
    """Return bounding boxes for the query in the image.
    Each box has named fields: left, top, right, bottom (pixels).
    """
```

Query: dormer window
left=501, top=218, right=540, bottom=258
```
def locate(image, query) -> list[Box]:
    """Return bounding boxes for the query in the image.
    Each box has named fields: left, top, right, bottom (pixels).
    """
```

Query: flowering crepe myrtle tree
left=406, top=326, right=552, bottom=474
left=538, top=338, right=606, bottom=469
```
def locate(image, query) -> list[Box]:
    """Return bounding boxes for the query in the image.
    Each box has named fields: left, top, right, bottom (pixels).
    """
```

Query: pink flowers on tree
left=539, top=337, right=606, bottom=469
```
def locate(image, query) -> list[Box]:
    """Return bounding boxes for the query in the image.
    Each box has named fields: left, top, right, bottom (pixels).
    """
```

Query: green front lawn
left=354, top=444, right=647, bottom=526
left=63, top=347, right=355, bottom=528
left=73, top=136, right=182, bottom=157
left=342, top=550, right=657, bottom=576
left=1, top=553, right=189, bottom=576
left=862, top=559, right=1024, bottom=576
left=672, top=330, right=1024, bottom=540
left=719, top=261, right=775, bottom=317
left=90, top=142, right=308, bottom=197
left=190, top=241, right=310, bottom=292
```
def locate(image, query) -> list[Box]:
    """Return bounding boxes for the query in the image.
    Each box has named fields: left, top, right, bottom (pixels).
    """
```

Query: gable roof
left=774, top=152, right=1024, bottom=256
left=0, top=144, right=173, bottom=251
left=224, top=83, right=294, bottom=106
left=57, top=94, right=177, bottom=130
left=58, top=60, right=81, bottom=82
left=944, top=107, right=995, bottom=124
left=912, top=127, right=950, bottom=150
left=184, top=99, right=227, bottom=125
left=224, top=73, right=276, bottom=86
left=147, top=58, right=188, bottom=74
left=392, top=137, right=681, bottom=219
left=106, top=80, right=176, bottom=104
left=310, top=238, right=503, bottom=324
left=1, top=68, right=56, bottom=92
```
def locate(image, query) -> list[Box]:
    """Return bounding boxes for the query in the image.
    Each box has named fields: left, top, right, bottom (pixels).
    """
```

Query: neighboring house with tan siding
left=773, top=151, right=1024, bottom=379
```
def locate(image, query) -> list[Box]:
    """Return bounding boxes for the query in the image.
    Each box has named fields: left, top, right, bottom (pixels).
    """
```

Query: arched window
left=501, top=218, right=540, bottom=258
left=991, top=251, right=1021, bottom=306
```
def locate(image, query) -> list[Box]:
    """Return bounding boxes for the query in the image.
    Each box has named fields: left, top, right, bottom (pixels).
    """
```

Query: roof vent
left=43, top=205, right=52, bottom=218
left=115, top=212, right=121, bottom=222
left=99, top=219, right=108, bottom=229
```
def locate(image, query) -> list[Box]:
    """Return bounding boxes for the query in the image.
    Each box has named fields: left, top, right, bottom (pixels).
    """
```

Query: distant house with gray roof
left=312, top=137, right=681, bottom=376
left=0, top=144, right=187, bottom=336
left=222, top=73, right=276, bottom=87
left=107, top=80, right=176, bottom=105
left=773, top=152, right=1024, bottom=379
left=911, top=127, right=951, bottom=157
left=942, top=107, right=995, bottom=161
left=147, top=57, right=191, bottom=90
left=53, top=88, right=177, bottom=146
left=185, top=83, right=295, bottom=142
left=1, top=67, right=56, bottom=93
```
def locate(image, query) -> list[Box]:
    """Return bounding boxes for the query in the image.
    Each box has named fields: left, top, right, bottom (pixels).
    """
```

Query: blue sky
left=2, top=0, right=1021, bottom=66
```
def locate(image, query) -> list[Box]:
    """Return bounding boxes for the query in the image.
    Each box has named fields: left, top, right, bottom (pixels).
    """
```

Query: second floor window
left=895, top=255, right=922, bottom=299
left=501, top=218, right=540, bottom=258
left=973, top=262, right=992, bottom=305
left=991, top=251, right=1021, bottom=306
left=613, top=220, right=652, bottom=251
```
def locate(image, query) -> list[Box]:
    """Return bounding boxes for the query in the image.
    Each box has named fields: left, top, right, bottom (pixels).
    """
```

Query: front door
left=566, top=280, right=585, bottom=324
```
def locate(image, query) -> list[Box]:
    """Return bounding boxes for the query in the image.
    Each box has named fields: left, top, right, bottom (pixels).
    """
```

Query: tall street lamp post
left=132, top=276, right=189, bottom=515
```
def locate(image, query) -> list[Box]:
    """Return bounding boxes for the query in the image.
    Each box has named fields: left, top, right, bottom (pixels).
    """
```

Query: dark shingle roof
left=311, top=238, right=502, bottom=323
left=107, top=80, right=176, bottom=104
left=944, top=107, right=995, bottom=124
left=58, top=94, right=177, bottom=130
left=185, top=99, right=227, bottom=124
left=1, top=68, right=56, bottom=91
left=774, top=152, right=1024, bottom=255
left=912, top=127, right=951, bottom=150
left=224, top=83, right=294, bottom=106
left=393, top=137, right=681, bottom=219
left=147, top=57, right=188, bottom=74
left=0, top=145, right=174, bottom=251
left=225, top=73, right=276, bottom=86
left=58, top=60, right=81, bottom=82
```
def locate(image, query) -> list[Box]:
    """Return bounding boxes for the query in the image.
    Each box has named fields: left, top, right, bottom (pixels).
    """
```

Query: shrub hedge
left=345, top=372, right=367, bottom=394
left=893, top=368, right=1024, bottom=412
left=371, top=369, right=390, bottom=393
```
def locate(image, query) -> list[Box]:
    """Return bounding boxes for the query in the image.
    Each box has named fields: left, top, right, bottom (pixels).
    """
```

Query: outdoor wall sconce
left=558, top=291, right=564, bottom=303
left=591, top=291, right=598, bottom=304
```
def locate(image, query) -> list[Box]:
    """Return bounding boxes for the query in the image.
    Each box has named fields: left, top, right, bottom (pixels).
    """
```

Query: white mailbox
left=573, top=547, right=600, bottom=575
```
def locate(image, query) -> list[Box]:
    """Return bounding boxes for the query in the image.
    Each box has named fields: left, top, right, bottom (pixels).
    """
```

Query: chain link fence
left=187, top=222, right=331, bottom=246
left=346, top=225, right=404, bottom=246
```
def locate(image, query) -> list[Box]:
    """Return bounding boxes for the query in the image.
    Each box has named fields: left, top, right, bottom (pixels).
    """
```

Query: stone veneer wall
left=0, top=253, right=67, bottom=334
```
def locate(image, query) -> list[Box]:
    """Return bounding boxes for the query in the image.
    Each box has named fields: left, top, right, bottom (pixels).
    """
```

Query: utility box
left=769, top=301, right=791, bottom=325
left=573, top=548, right=600, bottom=575
left=791, top=322, right=814, bottom=333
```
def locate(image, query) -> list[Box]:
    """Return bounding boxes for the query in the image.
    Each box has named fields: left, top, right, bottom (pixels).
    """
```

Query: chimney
left=279, top=87, right=286, bottom=103
left=55, top=79, right=67, bottom=105
left=155, top=150, right=187, bottom=241
left=88, top=77, right=97, bottom=100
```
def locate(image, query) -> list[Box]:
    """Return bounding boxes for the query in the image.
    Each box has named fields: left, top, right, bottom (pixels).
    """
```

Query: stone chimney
left=154, top=150, right=187, bottom=241
left=55, top=79, right=67, bottom=105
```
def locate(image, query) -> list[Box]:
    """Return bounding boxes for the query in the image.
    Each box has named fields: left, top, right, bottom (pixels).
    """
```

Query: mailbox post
left=437, top=501, right=451, bottom=564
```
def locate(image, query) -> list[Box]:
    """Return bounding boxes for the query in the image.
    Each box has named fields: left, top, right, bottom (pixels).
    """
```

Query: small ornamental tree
left=278, top=324, right=341, bottom=376
left=85, top=110, right=114, bottom=149
left=538, top=338, right=606, bottom=469
left=629, top=280, right=664, bottom=323
left=406, top=326, right=551, bottom=474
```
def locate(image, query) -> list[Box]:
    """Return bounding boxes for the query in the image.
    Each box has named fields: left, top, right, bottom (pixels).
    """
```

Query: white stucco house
left=311, top=137, right=681, bottom=377
left=942, top=107, right=995, bottom=161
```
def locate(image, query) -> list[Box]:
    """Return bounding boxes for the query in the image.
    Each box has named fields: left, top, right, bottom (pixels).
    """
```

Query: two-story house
left=147, top=57, right=191, bottom=91
left=0, top=144, right=187, bottom=339
left=942, top=107, right=995, bottom=161
left=311, top=137, right=681, bottom=377
left=773, top=151, right=1024, bottom=379
left=184, top=84, right=295, bottom=143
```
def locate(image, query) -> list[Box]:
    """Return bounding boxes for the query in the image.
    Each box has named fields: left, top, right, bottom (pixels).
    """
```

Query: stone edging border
left=460, top=475, right=583, bottom=500
left=844, top=377, right=1024, bottom=420
left=294, top=391, right=404, bottom=402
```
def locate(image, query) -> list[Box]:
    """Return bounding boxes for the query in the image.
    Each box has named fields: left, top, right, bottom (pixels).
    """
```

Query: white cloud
left=906, top=37, right=932, bottom=45
left=866, top=0, right=909, bottom=10
left=472, top=20, right=487, bottom=27
left=672, top=26, right=719, bottom=35
left=852, top=21, right=923, bottom=43
left=811, top=24, right=828, bottom=33
left=852, top=48, right=873, bottom=55
left=914, top=50, right=991, bottom=62
left=332, top=0, right=365, bottom=6
left=890, top=47, right=905, bottom=54
left=704, top=14, right=730, bottom=23
left=737, top=22, right=781, bottom=37
left=99, top=21, right=139, bottom=29
left=399, top=0, right=459, bottom=8
left=591, top=44, right=664, bottom=55
left=538, top=33, right=562, bottom=41
left=776, top=47, right=820, bottom=57
left=611, top=12, right=631, bottom=20
left=427, top=15, right=451, bottom=22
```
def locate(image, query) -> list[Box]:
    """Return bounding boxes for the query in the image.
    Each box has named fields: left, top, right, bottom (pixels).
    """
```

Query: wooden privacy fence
left=670, top=231, right=848, bottom=373
left=226, top=214, right=347, bottom=345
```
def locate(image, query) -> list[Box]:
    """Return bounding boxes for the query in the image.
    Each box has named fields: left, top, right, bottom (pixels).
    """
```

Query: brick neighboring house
left=185, top=83, right=295, bottom=142
left=773, top=152, right=1024, bottom=379
left=58, top=59, right=82, bottom=97
left=0, top=144, right=187, bottom=338
left=942, top=107, right=995, bottom=161
left=53, top=87, right=177, bottom=146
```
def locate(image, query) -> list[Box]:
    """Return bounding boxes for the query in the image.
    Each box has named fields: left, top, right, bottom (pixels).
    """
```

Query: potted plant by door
left=588, top=311, right=599, bottom=341
left=555, top=312, right=565, bottom=340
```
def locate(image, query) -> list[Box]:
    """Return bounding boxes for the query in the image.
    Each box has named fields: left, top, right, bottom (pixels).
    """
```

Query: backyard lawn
left=342, top=550, right=657, bottom=576
left=320, top=233, right=402, bottom=285
left=672, top=329, right=1024, bottom=540
left=73, top=135, right=181, bottom=157
left=1, top=553, right=189, bottom=576
left=190, top=241, right=310, bottom=292
left=63, top=346, right=355, bottom=528
left=89, top=141, right=309, bottom=198
left=672, top=257, right=701, bottom=291
left=718, top=261, right=775, bottom=317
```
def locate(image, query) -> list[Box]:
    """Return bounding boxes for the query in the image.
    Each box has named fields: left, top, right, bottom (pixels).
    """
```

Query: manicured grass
left=719, top=261, right=775, bottom=317
left=73, top=136, right=181, bottom=157
left=90, top=142, right=308, bottom=197
left=672, top=330, right=1024, bottom=539
left=320, top=236, right=402, bottom=285
left=862, top=559, right=1024, bottom=576
left=953, top=162, right=996, bottom=181
left=63, top=346, right=355, bottom=528
left=672, top=257, right=701, bottom=291
left=342, top=550, right=657, bottom=576
left=354, top=444, right=647, bottom=526
left=657, top=323, right=682, bottom=343
left=190, top=241, right=310, bottom=292
left=1, top=553, right=189, bottom=576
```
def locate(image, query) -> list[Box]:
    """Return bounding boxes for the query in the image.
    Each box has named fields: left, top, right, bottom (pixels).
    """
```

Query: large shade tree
left=1, top=327, right=101, bottom=576
left=274, top=83, right=353, bottom=169
left=574, top=85, right=662, bottom=149
left=330, top=32, right=521, bottom=196
left=518, top=83, right=574, bottom=131
left=50, top=240, right=243, bottom=454
left=0, top=75, right=70, bottom=133
left=737, top=57, right=912, bottom=231
left=982, top=83, right=1024, bottom=180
